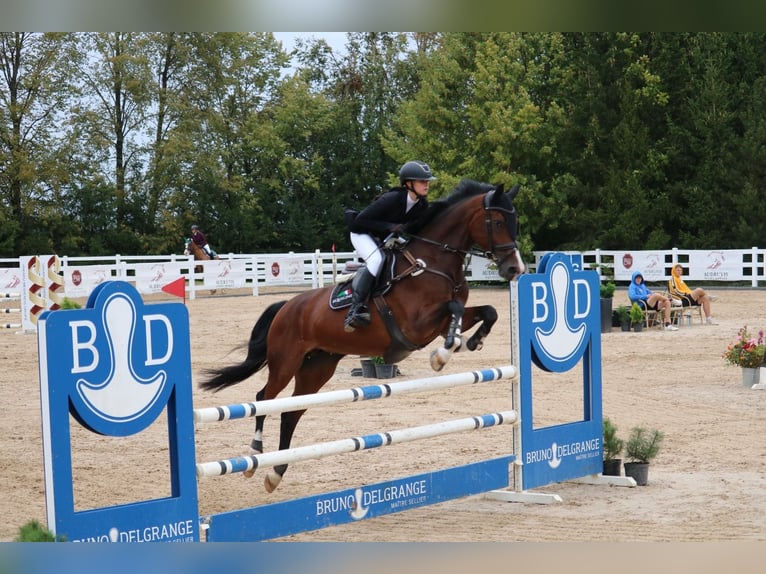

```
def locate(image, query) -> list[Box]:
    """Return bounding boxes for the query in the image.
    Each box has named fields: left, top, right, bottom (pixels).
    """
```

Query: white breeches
left=350, top=232, right=383, bottom=276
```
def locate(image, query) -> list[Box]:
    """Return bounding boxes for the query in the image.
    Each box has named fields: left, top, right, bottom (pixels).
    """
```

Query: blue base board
left=204, top=455, right=513, bottom=542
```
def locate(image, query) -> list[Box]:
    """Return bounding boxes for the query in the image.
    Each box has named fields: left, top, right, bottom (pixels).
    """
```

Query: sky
left=272, top=32, right=349, bottom=55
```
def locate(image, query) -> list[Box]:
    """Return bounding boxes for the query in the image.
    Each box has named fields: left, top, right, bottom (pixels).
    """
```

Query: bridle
left=399, top=189, right=519, bottom=262
left=389, top=189, right=520, bottom=292
left=481, top=190, right=519, bottom=262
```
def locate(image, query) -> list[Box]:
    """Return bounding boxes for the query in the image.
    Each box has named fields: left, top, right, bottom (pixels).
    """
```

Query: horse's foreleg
left=462, top=305, right=498, bottom=351
left=264, top=351, right=342, bottom=493
left=430, top=300, right=464, bottom=371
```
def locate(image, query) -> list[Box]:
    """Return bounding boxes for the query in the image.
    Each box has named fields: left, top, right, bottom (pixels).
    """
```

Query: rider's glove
left=383, top=234, right=407, bottom=249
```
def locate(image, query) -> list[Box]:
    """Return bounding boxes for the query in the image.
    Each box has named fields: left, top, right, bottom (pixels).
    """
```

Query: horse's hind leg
left=430, top=300, right=464, bottom=371
left=264, top=351, right=343, bottom=493
left=242, top=386, right=267, bottom=478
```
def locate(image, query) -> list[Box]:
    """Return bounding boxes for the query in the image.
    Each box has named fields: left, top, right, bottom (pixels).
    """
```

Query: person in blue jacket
left=628, top=270, right=678, bottom=331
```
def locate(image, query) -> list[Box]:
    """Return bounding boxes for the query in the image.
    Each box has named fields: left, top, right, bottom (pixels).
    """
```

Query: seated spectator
left=628, top=271, right=678, bottom=331
left=668, top=264, right=718, bottom=325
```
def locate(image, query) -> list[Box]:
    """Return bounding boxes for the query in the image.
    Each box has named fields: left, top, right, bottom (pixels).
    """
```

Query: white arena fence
left=1, top=251, right=500, bottom=305
left=4, top=246, right=765, bottom=332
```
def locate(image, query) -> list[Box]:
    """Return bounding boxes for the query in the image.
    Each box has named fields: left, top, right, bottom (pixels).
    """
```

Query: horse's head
left=409, top=179, right=526, bottom=281
left=183, top=238, right=192, bottom=256
left=477, top=183, right=525, bottom=281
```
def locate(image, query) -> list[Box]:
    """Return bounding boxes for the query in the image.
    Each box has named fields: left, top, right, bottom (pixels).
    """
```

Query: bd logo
left=47, top=281, right=186, bottom=437
left=523, top=253, right=598, bottom=373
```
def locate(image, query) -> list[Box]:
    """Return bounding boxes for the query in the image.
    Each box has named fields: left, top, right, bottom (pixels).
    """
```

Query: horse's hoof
left=243, top=445, right=262, bottom=478
left=429, top=348, right=449, bottom=371
left=467, top=339, right=482, bottom=351
left=264, top=472, right=282, bottom=493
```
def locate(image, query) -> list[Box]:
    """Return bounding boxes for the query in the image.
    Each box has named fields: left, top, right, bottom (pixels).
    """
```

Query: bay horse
left=200, top=179, right=525, bottom=492
left=184, top=237, right=219, bottom=265
left=184, top=238, right=220, bottom=293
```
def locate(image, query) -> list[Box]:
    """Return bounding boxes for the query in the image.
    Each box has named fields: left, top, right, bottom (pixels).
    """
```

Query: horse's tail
left=199, top=300, right=288, bottom=392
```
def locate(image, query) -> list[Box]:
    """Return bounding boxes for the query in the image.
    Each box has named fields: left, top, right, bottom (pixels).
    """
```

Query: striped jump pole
left=196, top=409, right=517, bottom=478
left=2, top=323, right=22, bottom=329
left=194, top=365, right=516, bottom=424
left=1, top=292, right=20, bottom=299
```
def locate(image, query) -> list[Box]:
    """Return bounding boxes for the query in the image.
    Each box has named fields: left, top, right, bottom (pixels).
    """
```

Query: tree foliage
left=1, top=32, right=765, bottom=258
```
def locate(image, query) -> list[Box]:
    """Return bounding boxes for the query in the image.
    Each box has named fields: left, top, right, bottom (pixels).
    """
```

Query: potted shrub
left=721, top=325, right=766, bottom=387
left=602, top=417, right=624, bottom=476
left=599, top=281, right=616, bottom=333
left=614, top=305, right=631, bottom=331
left=600, top=281, right=616, bottom=299
left=59, top=297, right=82, bottom=310
left=629, top=302, right=644, bottom=332
left=624, top=426, right=664, bottom=486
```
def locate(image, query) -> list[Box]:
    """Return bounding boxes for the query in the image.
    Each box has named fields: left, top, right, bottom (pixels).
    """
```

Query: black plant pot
left=374, top=363, right=397, bottom=379
left=602, top=459, right=622, bottom=476
left=620, top=321, right=631, bottom=332
left=624, top=462, right=650, bottom=485
left=600, top=298, right=613, bottom=333
left=360, top=359, right=377, bottom=378
left=632, top=323, right=643, bottom=332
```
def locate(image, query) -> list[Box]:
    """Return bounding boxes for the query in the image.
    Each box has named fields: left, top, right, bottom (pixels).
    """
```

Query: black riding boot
left=344, top=269, right=375, bottom=332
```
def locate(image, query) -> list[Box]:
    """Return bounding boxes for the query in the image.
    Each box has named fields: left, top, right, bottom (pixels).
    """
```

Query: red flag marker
left=161, top=276, right=186, bottom=303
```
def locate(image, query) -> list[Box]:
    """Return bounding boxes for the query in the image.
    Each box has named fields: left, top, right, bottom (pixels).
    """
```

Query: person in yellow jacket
left=668, top=264, right=718, bottom=325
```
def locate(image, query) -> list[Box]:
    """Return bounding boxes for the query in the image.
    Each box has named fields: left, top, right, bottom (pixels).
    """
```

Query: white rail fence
left=1, top=247, right=764, bottom=313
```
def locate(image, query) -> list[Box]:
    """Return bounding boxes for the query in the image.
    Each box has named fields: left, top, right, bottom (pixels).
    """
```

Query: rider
left=191, top=224, right=216, bottom=257
left=343, top=160, right=436, bottom=332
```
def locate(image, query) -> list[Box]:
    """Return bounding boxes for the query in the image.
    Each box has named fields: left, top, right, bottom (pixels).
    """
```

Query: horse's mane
left=405, top=179, right=495, bottom=234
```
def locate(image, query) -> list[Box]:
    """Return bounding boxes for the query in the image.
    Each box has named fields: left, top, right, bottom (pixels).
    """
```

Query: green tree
left=68, top=32, right=153, bottom=253
left=385, top=33, right=570, bottom=256
left=140, top=32, right=194, bottom=252
left=277, top=32, right=419, bottom=251
left=0, top=33, right=81, bottom=255
left=169, top=33, right=290, bottom=254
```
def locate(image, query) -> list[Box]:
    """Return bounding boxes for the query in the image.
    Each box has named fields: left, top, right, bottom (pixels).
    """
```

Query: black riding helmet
left=399, top=160, right=436, bottom=186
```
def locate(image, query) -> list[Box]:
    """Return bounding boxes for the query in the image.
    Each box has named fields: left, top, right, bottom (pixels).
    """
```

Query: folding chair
left=635, top=299, right=660, bottom=329
left=667, top=280, right=704, bottom=326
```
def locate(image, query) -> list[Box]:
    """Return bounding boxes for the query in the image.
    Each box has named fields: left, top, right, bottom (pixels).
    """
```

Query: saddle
left=329, top=255, right=395, bottom=310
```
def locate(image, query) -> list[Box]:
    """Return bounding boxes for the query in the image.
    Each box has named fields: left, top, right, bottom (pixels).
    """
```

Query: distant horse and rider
left=184, top=224, right=219, bottom=263
left=184, top=224, right=220, bottom=293
left=200, top=178, right=525, bottom=493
